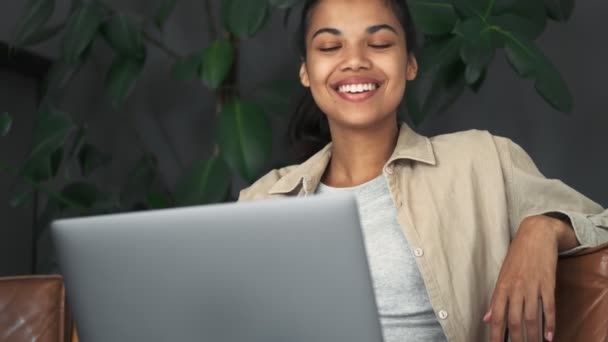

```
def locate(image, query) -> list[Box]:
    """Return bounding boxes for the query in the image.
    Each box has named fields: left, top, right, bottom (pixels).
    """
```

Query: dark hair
left=288, top=0, right=418, bottom=162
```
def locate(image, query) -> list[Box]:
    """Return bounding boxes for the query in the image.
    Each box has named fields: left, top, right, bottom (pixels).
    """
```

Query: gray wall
left=0, top=0, right=606, bottom=275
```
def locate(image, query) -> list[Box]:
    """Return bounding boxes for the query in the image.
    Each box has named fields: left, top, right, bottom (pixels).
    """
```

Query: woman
left=239, top=0, right=608, bottom=341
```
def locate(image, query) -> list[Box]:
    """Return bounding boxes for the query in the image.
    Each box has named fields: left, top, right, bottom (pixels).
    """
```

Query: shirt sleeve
left=493, top=136, right=608, bottom=254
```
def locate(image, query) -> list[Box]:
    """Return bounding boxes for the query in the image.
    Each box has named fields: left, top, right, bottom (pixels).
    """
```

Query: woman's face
left=300, top=0, right=417, bottom=130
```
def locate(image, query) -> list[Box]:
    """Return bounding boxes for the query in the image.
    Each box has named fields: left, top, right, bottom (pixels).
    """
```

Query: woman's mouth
left=332, top=80, right=382, bottom=103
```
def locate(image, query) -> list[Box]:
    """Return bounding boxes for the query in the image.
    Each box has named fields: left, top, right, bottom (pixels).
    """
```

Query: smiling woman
left=239, top=1, right=608, bottom=342
left=289, top=0, right=418, bottom=161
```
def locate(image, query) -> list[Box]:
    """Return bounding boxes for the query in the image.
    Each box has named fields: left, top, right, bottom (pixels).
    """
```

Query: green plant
left=405, top=0, right=574, bottom=123
left=4, top=0, right=574, bottom=271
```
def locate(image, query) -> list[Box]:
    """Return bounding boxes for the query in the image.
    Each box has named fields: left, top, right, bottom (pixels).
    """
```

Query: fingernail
left=483, top=311, right=491, bottom=322
left=545, top=331, right=554, bottom=341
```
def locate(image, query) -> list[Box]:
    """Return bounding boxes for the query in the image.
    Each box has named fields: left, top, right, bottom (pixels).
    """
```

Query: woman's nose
left=340, top=46, right=371, bottom=71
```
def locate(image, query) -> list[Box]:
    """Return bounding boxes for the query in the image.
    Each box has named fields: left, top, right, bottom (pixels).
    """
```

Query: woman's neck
left=322, top=117, right=399, bottom=188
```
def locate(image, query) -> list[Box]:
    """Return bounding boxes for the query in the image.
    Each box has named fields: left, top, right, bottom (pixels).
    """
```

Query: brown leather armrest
left=555, top=242, right=608, bottom=342
left=0, top=275, right=73, bottom=342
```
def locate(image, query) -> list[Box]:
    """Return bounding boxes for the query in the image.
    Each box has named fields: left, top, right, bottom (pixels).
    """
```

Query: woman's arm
left=485, top=136, right=607, bottom=342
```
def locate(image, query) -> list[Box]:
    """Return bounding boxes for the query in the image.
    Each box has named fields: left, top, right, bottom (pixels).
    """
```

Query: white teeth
left=337, top=83, right=378, bottom=94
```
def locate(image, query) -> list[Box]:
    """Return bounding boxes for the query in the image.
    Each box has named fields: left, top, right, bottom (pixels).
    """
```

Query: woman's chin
left=329, top=112, right=397, bottom=131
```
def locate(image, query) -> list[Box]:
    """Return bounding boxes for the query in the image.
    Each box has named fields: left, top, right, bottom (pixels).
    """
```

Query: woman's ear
left=299, top=62, right=310, bottom=87
left=406, top=54, right=418, bottom=81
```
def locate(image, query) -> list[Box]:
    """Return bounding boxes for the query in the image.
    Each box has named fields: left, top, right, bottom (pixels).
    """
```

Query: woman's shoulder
left=428, top=128, right=518, bottom=165
left=430, top=128, right=513, bottom=152
left=238, top=165, right=299, bottom=201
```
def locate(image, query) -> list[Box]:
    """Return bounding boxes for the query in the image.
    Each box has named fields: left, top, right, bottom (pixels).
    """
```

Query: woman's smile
left=332, top=76, right=384, bottom=103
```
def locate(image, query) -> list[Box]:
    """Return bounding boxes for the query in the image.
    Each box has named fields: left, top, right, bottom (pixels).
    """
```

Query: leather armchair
left=555, top=242, right=608, bottom=341
left=0, top=275, right=74, bottom=342
left=0, top=243, right=606, bottom=342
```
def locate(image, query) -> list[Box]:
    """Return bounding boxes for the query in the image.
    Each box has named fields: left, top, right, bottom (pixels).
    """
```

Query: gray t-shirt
left=316, top=174, right=447, bottom=342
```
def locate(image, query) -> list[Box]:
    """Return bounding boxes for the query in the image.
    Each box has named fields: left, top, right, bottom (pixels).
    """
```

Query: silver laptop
left=52, top=193, right=384, bottom=342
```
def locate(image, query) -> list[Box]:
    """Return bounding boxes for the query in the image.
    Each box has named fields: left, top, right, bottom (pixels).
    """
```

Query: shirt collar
left=268, top=122, right=436, bottom=196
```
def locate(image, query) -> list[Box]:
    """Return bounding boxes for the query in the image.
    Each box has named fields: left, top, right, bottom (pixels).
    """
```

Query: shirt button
left=413, top=248, right=424, bottom=257
left=384, top=166, right=394, bottom=175
left=438, top=310, right=449, bottom=320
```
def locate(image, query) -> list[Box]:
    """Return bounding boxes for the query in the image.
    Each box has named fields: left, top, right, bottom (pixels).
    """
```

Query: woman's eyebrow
left=311, top=24, right=398, bottom=40
left=312, top=28, right=342, bottom=40
left=366, top=24, right=398, bottom=35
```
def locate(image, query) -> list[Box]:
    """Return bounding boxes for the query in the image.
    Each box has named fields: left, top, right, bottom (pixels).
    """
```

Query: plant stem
left=151, top=109, right=185, bottom=172
left=31, top=190, right=39, bottom=273
left=204, top=0, right=218, bottom=40
left=142, top=31, right=179, bottom=60
left=0, top=160, right=86, bottom=210
left=484, top=0, right=495, bottom=18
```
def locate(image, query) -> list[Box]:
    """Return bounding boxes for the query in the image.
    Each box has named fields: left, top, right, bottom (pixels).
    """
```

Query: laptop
left=52, top=193, right=384, bottom=342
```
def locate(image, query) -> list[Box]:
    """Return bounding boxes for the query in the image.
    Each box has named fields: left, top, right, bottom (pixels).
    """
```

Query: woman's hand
left=483, top=215, right=578, bottom=342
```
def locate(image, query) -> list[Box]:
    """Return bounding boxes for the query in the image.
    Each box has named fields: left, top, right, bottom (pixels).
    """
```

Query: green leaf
left=22, top=107, right=75, bottom=182
left=217, top=99, right=272, bottom=182
left=222, top=0, right=269, bottom=38
left=1, top=112, right=12, bottom=137
left=174, top=157, right=231, bottom=206
left=199, top=39, right=234, bottom=89
left=50, top=147, right=63, bottom=177
left=491, top=0, right=546, bottom=38
left=405, top=80, right=426, bottom=125
left=78, top=143, right=111, bottom=176
left=417, top=35, right=462, bottom=72
left=42, top=60, right=83, bottom=96
left=10, top=188, right=33, bottom=208
left=147, top=192, right=172, bottom=209
left=535, top=67, right=572, bottom=112
left=469, top=68, right=487, bottom=92
left=62, top=1, right=105, bottom=64
left=544, top=0, right=574, bottom=21
left=12, top=0, right=55, bottom=46
left=155, top=0, right=177, bottom=30
left=105, top=56, right=145, bottom=108
left=408, top=0, right=457, bottom=35
left=452, top=0, right=490, bottom=18
left=268, top=0, right=303, bottom=9
left=502, top=32, right=572, bottom=112
left=101, top=14, right=145, bottom=59
left=19, top=23, right=64, bottom=47
left=422, top=61, right=467, bottom=116
left=255, top=79, right=301, bottom=117
left=171, top=50, right=204, bottom=81
left=488, top=13, right=544, bottom=40
left=120, top=155, right=157, bottom=206
left=67, top=125, right=86, bottom=158
left=61, top=182, right=101, bottom=209
left=69, top=0, right=82, bottom=14
left=455, top=18, right=495, bottom=85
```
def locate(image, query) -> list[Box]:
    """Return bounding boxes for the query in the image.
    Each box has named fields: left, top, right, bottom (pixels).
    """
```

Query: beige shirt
left=238, top=123, right=608, bottom=341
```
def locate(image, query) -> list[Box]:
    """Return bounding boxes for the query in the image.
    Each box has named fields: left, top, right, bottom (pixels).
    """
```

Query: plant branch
left=142, top=31, right=179, bottom=60
left=484, top=0, right=495, bottom=19
left=0, top=160, right=87, bottom=210
left=204, top=0, right=218, bottom=40
left=31, top=190, right=39, bottom=273
left=151, top=109, right=185, bottom=172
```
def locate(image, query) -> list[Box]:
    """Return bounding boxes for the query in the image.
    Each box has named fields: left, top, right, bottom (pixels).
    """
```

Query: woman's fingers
left=508, top=292, right=524, bottom=342
left=524, top=294, right=540, bottom=342
left=541, top=284, right=556, bottom=341
left=489, top=291, right=508, bottom=342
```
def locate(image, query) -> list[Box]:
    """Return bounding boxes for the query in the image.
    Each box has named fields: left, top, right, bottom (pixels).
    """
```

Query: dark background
left=1, top=0, right=606, bottom=276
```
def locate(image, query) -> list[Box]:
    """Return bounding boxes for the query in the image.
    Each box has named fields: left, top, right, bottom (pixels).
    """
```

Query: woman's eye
left=319, top=46, right=341, bottom=52
left=369, top=43, right=393, bottom=49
